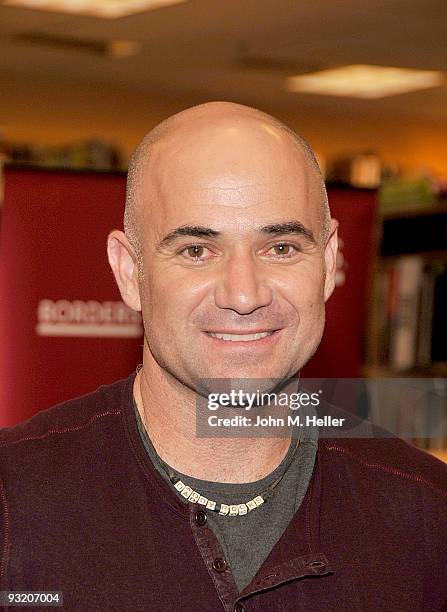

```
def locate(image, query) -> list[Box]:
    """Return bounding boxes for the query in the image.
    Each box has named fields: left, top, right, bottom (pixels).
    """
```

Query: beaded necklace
left=161, top=433, right=301, bottom=517
left=136, top=368, right=301, bottom=517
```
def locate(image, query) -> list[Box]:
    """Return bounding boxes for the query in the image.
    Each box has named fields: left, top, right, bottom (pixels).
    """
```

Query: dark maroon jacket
left=1, top=372, right=446, bottom=611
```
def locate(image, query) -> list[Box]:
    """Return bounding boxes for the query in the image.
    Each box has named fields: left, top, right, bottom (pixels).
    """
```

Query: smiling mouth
left=206, top=331, right=276, bottom=342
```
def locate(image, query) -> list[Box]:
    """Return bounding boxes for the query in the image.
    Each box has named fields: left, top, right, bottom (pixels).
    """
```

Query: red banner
left=0, top=167, right=142, bottom=427
left=303, top=187, right=377, bottom=378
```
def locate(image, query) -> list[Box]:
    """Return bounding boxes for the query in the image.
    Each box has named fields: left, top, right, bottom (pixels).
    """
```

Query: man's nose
left=213, top=250, right=273, bottom=314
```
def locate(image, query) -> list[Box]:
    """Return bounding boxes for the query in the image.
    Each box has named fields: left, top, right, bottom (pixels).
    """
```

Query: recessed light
left=286, top=64, right=445, bottom=99
left=3, top=0, right=187, bottom=19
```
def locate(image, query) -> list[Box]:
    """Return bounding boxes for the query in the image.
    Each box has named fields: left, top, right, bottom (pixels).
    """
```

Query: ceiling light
left=3, top=0, right=187, bottom=19
left=286, top=64, right=445, bottom=99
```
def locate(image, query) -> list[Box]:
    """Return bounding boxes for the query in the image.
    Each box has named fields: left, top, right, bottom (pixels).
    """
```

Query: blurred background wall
left=2, top=74, right=447, bottom=176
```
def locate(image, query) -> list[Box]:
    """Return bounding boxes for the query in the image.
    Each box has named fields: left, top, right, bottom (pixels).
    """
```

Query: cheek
left=301, top=278, right=326, bottom=328
left=140, top=269, right=209, bottom=329
left=277, top=263, right=325, bottom=312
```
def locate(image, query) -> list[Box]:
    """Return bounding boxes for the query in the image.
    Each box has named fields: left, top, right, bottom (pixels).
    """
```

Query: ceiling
left=1, top=0, right=447, bottom=121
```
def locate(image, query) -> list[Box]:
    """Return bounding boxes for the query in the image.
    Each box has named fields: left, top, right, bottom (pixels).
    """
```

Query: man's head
left=108, top=101, right=338, bottom=394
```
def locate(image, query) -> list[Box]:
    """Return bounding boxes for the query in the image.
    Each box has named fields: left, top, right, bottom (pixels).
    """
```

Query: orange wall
left=282, top=108, right=447, bottom=178
left=2, top=73, right=447, bottom=177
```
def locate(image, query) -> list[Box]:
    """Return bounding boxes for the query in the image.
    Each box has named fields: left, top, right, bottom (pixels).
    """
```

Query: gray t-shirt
left=133, top=398, right=318, bottom=592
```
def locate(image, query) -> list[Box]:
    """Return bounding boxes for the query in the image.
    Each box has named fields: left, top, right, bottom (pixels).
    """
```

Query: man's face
left=135, top=118, right=337, bottom=394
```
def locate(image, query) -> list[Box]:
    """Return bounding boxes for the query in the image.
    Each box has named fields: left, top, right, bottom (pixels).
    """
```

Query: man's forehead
left=140, top=179, right=320, bottom=248
left=153, top=173, right=314, bottom=213
left=142, top=184, right=321, bottom=249
left=142, top=126, right=316, bottom=204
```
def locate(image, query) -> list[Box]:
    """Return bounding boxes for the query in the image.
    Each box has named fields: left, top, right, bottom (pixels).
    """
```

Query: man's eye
left=180, top=245, right=214, bottom=261
left=187, top=245, right=205, bottom=258
left=267, top=243, right=297, bottom=257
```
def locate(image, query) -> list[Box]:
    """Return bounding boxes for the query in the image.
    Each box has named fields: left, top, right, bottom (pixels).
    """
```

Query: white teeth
left=208, top=332, right=272, bottom=341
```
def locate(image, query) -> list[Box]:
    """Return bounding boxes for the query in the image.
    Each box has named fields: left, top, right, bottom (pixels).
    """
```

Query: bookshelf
left=365, top=201, right=447, bottom=461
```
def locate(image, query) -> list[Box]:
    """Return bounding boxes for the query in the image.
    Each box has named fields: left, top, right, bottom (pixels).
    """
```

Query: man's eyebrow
left=259, top=221, right=316, bottom=245
left=157, top=225, right=220, bottom=249
left=157, top=220, right=316, bottom=250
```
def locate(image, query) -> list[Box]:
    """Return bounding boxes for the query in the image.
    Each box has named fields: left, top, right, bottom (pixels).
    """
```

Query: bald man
left=1, top=102, right=446, bottom=611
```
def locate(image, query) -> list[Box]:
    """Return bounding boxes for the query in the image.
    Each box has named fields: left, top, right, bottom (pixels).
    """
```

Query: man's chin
left=191, top=369, right=297, bottom=399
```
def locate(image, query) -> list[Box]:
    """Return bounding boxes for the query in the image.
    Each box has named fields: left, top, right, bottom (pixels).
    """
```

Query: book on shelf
left=389, top=256, right=424, bottom=371
left=374, top=256, right=447, bottom=372
left=417, top=265, right=437, bottom=367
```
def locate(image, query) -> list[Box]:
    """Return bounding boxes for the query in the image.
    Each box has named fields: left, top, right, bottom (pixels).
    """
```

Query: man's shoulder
left=320, top=429, right=447, bottom=502
left=0, top=372, right=135, bottom=460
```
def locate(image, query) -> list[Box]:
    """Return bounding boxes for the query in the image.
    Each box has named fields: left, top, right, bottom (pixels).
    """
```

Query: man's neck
left=133, top=362, right=292, bottom=484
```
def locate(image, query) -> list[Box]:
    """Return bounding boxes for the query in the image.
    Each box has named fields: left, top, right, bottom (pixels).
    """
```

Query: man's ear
left=107, top=230, right=141, bottom=312
left=323, top=218, right=339, bottom=302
